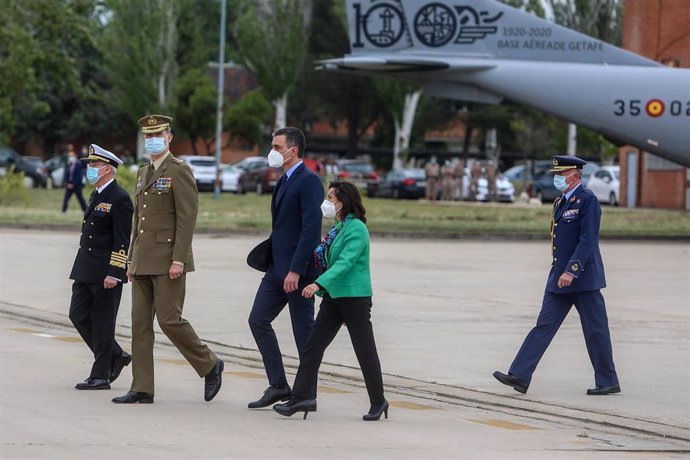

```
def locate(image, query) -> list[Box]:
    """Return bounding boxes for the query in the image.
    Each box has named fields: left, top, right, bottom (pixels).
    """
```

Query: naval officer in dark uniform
left=493, top=155, right=620, bottom=396
left=69, top=145, right=133, bottom=390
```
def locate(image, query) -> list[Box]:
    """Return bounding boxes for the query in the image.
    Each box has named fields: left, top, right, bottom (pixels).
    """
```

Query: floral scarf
left=314, top=214, right=354, bottom=271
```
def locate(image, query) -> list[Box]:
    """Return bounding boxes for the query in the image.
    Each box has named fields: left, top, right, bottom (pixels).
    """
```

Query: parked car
left=234, top=156, right=281, bottom=195
left=220, top=164, right=242, bottom=193
left=179, top=155, right=218, bottom=191
left=0, top=145, right=49, bottom=188
left=587, top=165, right=620, bottom=206
left=532, top=161, right=599, bottom=203
left=335, top=159, right=378, bottom=189
left=468, top=174, right=516, bottom=202
left=367, top=168, right=426, bottom=199
left=503, top=160, right=551, bottom=183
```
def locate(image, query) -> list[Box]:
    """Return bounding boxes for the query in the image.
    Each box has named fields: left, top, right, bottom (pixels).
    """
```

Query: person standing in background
left=62, top=144, right=87, bottom=212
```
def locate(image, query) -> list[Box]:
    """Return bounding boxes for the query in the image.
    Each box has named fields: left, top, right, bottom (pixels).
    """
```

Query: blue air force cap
left=549, top=155, right=587, bottom=173
left=81, top=144, right=123, bottom=168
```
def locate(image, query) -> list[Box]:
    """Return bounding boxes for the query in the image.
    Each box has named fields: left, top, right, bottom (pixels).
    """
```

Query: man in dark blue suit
left=62, top=144, right=87, bottom=212
left=248, top=127, right=324, bottom=408
left=494, top=155, right=620, bottom=396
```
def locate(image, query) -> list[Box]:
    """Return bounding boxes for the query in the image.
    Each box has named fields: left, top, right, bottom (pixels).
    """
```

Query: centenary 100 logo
left=351, top=1, right=503, bottom=48
left=351, top=1, right=406, bottom=48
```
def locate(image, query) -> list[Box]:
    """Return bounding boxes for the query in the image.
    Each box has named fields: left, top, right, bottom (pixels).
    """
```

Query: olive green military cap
left=138, top=114, right=173, bottom=134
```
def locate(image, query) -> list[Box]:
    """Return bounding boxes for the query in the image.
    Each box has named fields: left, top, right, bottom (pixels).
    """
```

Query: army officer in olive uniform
left=69, top=145, right=133, bottom=390
left=112, top=115, right=223, bottom=404
left=493, top=155, right=620, bottom=396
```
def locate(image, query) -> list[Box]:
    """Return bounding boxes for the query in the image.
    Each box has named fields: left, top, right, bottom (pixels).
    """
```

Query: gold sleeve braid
left=110, top=249, right=128, bottom=269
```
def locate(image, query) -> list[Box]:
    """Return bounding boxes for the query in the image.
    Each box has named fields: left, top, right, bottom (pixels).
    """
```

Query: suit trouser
left=509, top=290, right=619, bottom=387
left=69, top=281, right=125, bottom=379
left=291, top=295, right=385, bottom=405
left=130, top=274, right=217, bottom=394
left=248, top=276, right=315, bottom=387
left=62, top=187, right=86, bottom=212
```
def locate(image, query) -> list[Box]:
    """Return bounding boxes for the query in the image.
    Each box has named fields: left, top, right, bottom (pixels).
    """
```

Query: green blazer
left=316, top=218, right=372, bottom=299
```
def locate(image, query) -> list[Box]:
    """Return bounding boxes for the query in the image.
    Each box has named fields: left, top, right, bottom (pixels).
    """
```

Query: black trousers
left=292, top=295, right=385, bottom=405
left=69, top=281, right=125, bottom=379
left=62, top=187, right=86, bottom=212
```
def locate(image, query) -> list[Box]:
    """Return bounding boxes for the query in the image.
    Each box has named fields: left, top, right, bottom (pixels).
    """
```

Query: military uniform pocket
left=156, top=232, right=175, bottom=243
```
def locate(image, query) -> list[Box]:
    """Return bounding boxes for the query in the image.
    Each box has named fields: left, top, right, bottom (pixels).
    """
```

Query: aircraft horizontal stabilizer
left=317, top=56, right=494, bottom=73
left=421, top=82, right=503, bottom=104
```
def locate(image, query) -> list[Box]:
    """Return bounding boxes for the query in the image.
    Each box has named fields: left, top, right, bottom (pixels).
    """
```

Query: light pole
left=213, top=0, right=227, bottom=200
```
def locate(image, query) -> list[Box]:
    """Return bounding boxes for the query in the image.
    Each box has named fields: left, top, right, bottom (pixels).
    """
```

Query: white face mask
left=320, top=200, right=338, bottom=219
left=267, top=148, right=293, bottom=168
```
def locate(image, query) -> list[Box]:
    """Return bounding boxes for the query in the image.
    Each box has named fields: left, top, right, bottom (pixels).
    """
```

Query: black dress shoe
left=273, top=398, right=317, bottom=419
left=587, top=384, right=621, bottom=395
left=75, top=377, right=111, bottom=390
left=363, top=400, right=389, bottom=421
left=204, top=359, right=224, bottom=402
left=493, top=371, right=529, bottom=394
left=248, top=385, right=291, bottom=409
left=112, top=391, right=154, bottom=404
left=110, top=352, right=132, bottom=383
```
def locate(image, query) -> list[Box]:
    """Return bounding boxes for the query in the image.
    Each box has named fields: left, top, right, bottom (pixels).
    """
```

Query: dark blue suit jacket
left=64, top=160, right=84, bottom=189
left=267, top=163, right=324, bottom=282
left=546, top=185, right=606, bottom=293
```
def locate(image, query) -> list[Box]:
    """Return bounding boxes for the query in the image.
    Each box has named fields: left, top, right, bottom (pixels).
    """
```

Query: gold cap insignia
left=553, top=158, right=558, bottom=166
left=138, top=114, right=173, bottom=134
left=88, top=146, right=94, bottom=155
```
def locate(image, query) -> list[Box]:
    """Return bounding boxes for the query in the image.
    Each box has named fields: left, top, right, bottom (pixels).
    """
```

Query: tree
left=373, top=79, right=423, bottom=169
left=225, top=89, right=273, bottom=148
left=0, top=0, right=111, bottom=151
left=231, top=0, right=310, bottom=130
left=100, top=0, right=180, bottom=121
left=173, top=68, right=217, bottom=155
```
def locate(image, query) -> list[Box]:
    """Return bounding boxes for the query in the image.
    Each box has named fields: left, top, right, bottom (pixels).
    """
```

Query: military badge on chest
left=562, top=208, right=579, bottom=221
left=95, top=202, right=112, bottom=213
left=152, top=177, right=172, bottom=193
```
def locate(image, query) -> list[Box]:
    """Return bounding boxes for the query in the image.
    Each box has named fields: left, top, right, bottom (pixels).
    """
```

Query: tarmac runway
left=1, top=230, right=689, bottom=459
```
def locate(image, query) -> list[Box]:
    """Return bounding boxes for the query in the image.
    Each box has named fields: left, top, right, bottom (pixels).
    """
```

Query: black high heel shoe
left=273, top=398, right=317, bottom=419
left=363, top=400, right=389, bottom=421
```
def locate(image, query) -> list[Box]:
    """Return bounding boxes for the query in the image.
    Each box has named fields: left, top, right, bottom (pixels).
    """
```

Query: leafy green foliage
left=225, top=90, right=273, bottom=148
left=0, top=167, right=31, bottom=207
left=231, top=0, right=308, bottom=102
left=173, top=68, right=217, bottom=155
left=100, top=0, right=180, bottom=121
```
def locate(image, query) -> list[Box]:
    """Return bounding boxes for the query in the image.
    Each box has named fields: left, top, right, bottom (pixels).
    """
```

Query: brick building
left=618, top=0, right=690, bottom=210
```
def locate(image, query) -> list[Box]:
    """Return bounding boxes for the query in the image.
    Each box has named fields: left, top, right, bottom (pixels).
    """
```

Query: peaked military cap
left=138, top=114, right=173, bottom=134
left=549, top=155, right=587, bottom=173
left=82, top=144, right=123, bottom=167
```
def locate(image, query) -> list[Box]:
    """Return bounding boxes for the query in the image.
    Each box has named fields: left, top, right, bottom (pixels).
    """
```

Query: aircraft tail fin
left=346, top=0, right=659, bottom=67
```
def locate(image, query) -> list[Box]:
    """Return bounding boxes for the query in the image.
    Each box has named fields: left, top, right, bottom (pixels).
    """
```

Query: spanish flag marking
left=645, top=99, right=665, bottom=117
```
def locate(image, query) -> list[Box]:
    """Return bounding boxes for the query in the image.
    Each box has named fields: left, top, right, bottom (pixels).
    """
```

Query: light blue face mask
left=144, top=136, right=167, bottom=154
left=86, top=165, right=102, bottom=184
left=553, top=174, right=569, bottom=192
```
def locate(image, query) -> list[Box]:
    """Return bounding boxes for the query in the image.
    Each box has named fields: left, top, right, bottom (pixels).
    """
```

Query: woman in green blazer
left=273, top=181, right=388, bottom=421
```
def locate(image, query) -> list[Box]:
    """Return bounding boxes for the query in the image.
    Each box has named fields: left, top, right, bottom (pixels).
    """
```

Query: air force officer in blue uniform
left=247, top=127, right=324, bottom=408
left=494, top=155, right=620, bottom=396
